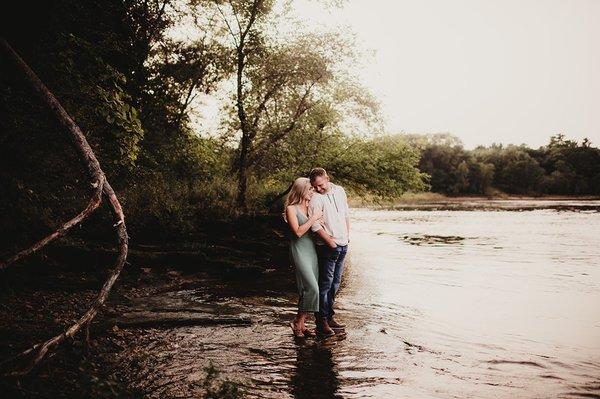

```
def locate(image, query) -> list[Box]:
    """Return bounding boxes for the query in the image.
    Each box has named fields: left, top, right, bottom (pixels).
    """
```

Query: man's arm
left=309, top=195, right=337, bottom=248
left=346, top=217, right=351, bottom=238
left=342, top=187, right=350, bottom=241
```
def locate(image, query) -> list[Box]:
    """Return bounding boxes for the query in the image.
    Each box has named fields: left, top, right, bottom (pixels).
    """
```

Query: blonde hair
left=283, top=177, right=312, bottom=221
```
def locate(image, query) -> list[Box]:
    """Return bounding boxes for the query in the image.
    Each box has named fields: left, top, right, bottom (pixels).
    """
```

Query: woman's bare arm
left=286, top=206, right=321, bottom=238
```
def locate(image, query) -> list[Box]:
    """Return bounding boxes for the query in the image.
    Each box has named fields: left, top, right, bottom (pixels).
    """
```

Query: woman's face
left=303, top=185, right=315, bottom=201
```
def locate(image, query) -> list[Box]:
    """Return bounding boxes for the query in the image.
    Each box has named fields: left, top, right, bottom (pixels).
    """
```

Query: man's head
left=309, top=167, right=330, bottom=194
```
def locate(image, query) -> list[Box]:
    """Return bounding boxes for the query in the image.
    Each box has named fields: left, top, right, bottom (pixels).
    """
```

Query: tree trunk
left=236, top=135, right=250, bottom=209
left=235, top=46, right=250, bottom=210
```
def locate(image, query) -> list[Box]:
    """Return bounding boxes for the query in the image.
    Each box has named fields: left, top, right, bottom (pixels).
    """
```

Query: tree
left=201, top=0, right=273, bottom=209
left=497, top=150, right=544, bottom=194
left=418, top=143, right=471, bottom=194
left=467, top=161, right=495, bottom=194
left=206, top=0, right=376, bottom=210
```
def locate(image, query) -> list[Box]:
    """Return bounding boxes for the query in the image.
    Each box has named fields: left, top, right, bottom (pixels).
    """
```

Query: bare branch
left=0, top=174, right=105, bottom=271
left=216, top=4, right=239, bottom=47
left=176, top=76, right=202, bottom=124
left=248, top=78, right=321, bottom=165
left=2, top=181, right=128, bottom=377
left=251, top=77, right=286, bottom=129
left=226, top=0, right=243, bottom=34
left=0, top=38, right=129, bottom=377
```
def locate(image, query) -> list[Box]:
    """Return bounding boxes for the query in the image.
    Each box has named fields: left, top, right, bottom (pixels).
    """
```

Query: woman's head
left=285, top=177, right=314, bottom=208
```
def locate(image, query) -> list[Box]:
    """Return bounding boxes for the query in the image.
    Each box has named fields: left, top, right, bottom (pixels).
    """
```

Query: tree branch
left=0, top=38, right=129, bottom=377
left=226, top=0, right=243, bottom=34
left=146, top=0, right=169, bottom=43
left=0, top=174, right=105, bottom=271
left=248, top=79, right=320, bottom=165
left=216, top=4, right=239, bottom=48
left=251, top=77, right=286, bottom=129
left=240, top=0, right=260, bottom=42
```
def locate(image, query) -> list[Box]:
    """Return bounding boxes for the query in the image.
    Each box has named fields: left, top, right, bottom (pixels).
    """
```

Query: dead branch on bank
left=109, top=311, right=253, bottom=329
left=0, top=38, right=129, bottom=377
left=0, top=173, right=105, bottom=271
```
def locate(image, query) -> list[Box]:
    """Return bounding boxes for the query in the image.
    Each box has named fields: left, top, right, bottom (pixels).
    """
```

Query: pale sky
left=290, top=0, right=600, bottom=148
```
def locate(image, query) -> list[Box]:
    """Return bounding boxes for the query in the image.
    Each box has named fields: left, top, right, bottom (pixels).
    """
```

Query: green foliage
left=252, top=125, right=427, bottom=207
left=96, top=83, right=144, bottom=168
left=327, top=135, right=428, bottom=197
left=410, top=133, right=600, bottom=196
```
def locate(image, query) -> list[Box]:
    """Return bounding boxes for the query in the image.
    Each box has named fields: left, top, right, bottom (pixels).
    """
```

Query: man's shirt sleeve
left=341, top=186, right=350, bottom=220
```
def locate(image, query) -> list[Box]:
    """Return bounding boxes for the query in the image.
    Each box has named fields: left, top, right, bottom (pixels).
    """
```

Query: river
left=112, top=202, right=600, bottom=398
left=339, top=206, right=600, bottom=398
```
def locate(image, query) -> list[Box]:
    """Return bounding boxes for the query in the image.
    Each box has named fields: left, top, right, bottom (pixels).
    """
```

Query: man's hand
left=314, top=224, right=336, bottom=248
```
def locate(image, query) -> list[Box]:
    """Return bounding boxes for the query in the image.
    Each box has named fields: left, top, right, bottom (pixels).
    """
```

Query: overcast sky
left=290, top=0, right=600, bottom=148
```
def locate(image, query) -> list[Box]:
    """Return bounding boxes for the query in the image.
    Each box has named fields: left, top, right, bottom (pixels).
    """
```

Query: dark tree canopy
left=408, top=133, right=600, bottom=196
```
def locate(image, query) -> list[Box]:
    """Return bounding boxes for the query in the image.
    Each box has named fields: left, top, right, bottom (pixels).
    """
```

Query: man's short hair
left=309, top=167, right=328, bottom=182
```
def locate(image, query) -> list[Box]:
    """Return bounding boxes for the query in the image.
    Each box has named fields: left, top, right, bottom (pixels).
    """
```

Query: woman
left=284, top=177, right=323, bottom=338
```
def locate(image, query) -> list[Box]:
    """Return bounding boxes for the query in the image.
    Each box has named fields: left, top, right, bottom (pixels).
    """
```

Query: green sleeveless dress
left=290, top=206, right=320, bottom=312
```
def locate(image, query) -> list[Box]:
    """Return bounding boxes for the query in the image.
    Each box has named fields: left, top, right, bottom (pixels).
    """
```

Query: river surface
left=117, top=202, right=600, bottom=398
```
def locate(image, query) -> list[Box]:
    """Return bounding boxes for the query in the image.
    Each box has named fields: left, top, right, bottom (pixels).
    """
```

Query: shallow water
left=340, top=207, right=600, bottom=398
left=119, top=202, right=600, bottom=398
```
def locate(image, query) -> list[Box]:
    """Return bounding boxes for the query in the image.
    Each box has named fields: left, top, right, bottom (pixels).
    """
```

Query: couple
left=284, top=167, right=350, bottom=338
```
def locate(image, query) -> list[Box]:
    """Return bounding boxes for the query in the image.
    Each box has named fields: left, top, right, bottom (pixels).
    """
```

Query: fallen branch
left=0, top=38, right=129, bottom=377
left=0, top=173, right=105, bottom=271
left=109, top=311, right=253, bottom=329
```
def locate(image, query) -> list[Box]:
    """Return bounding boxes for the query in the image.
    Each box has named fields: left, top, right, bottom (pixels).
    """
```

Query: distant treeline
left=401, top=133, right=600, bottom=196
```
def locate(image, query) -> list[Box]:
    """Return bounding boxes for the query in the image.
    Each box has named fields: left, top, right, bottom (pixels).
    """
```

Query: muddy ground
left=0, top=216, right=294, bottom=398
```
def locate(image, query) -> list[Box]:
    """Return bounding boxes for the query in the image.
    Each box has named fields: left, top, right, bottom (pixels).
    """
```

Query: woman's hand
left=310, top=208, right=323, bottom=222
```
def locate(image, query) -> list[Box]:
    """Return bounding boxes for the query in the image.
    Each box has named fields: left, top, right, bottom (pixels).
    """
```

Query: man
left=308, top=167, right=350, bottom=336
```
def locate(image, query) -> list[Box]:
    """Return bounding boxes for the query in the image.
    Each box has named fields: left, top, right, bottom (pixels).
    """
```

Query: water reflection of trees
left=290, top=342, right=342, bottom=399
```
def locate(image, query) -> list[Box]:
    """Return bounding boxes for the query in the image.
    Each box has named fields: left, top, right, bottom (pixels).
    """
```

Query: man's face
left=312, top=175, right=330, bottom=194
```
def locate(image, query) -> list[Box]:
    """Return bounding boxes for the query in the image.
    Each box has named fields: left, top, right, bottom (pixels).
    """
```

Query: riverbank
left=0, top=215, right=293, bottom=398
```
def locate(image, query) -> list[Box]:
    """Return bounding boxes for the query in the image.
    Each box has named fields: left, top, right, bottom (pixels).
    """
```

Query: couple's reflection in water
left=290, top=335, right=346, bottom=399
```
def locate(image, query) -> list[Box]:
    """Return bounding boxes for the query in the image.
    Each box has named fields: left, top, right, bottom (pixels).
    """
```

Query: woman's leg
left=294, top=311, right=307, bottom=329
left=291, top=312, right=308, bottom=337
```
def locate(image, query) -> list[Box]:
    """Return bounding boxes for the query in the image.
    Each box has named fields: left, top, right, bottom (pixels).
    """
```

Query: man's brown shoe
left=328, top=318, right=346, bottom=329
left=316, top=317, right=335, bottom=337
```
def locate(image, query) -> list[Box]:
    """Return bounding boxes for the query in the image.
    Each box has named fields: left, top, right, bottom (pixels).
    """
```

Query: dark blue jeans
left=316, top=244, right=348, bottom=320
